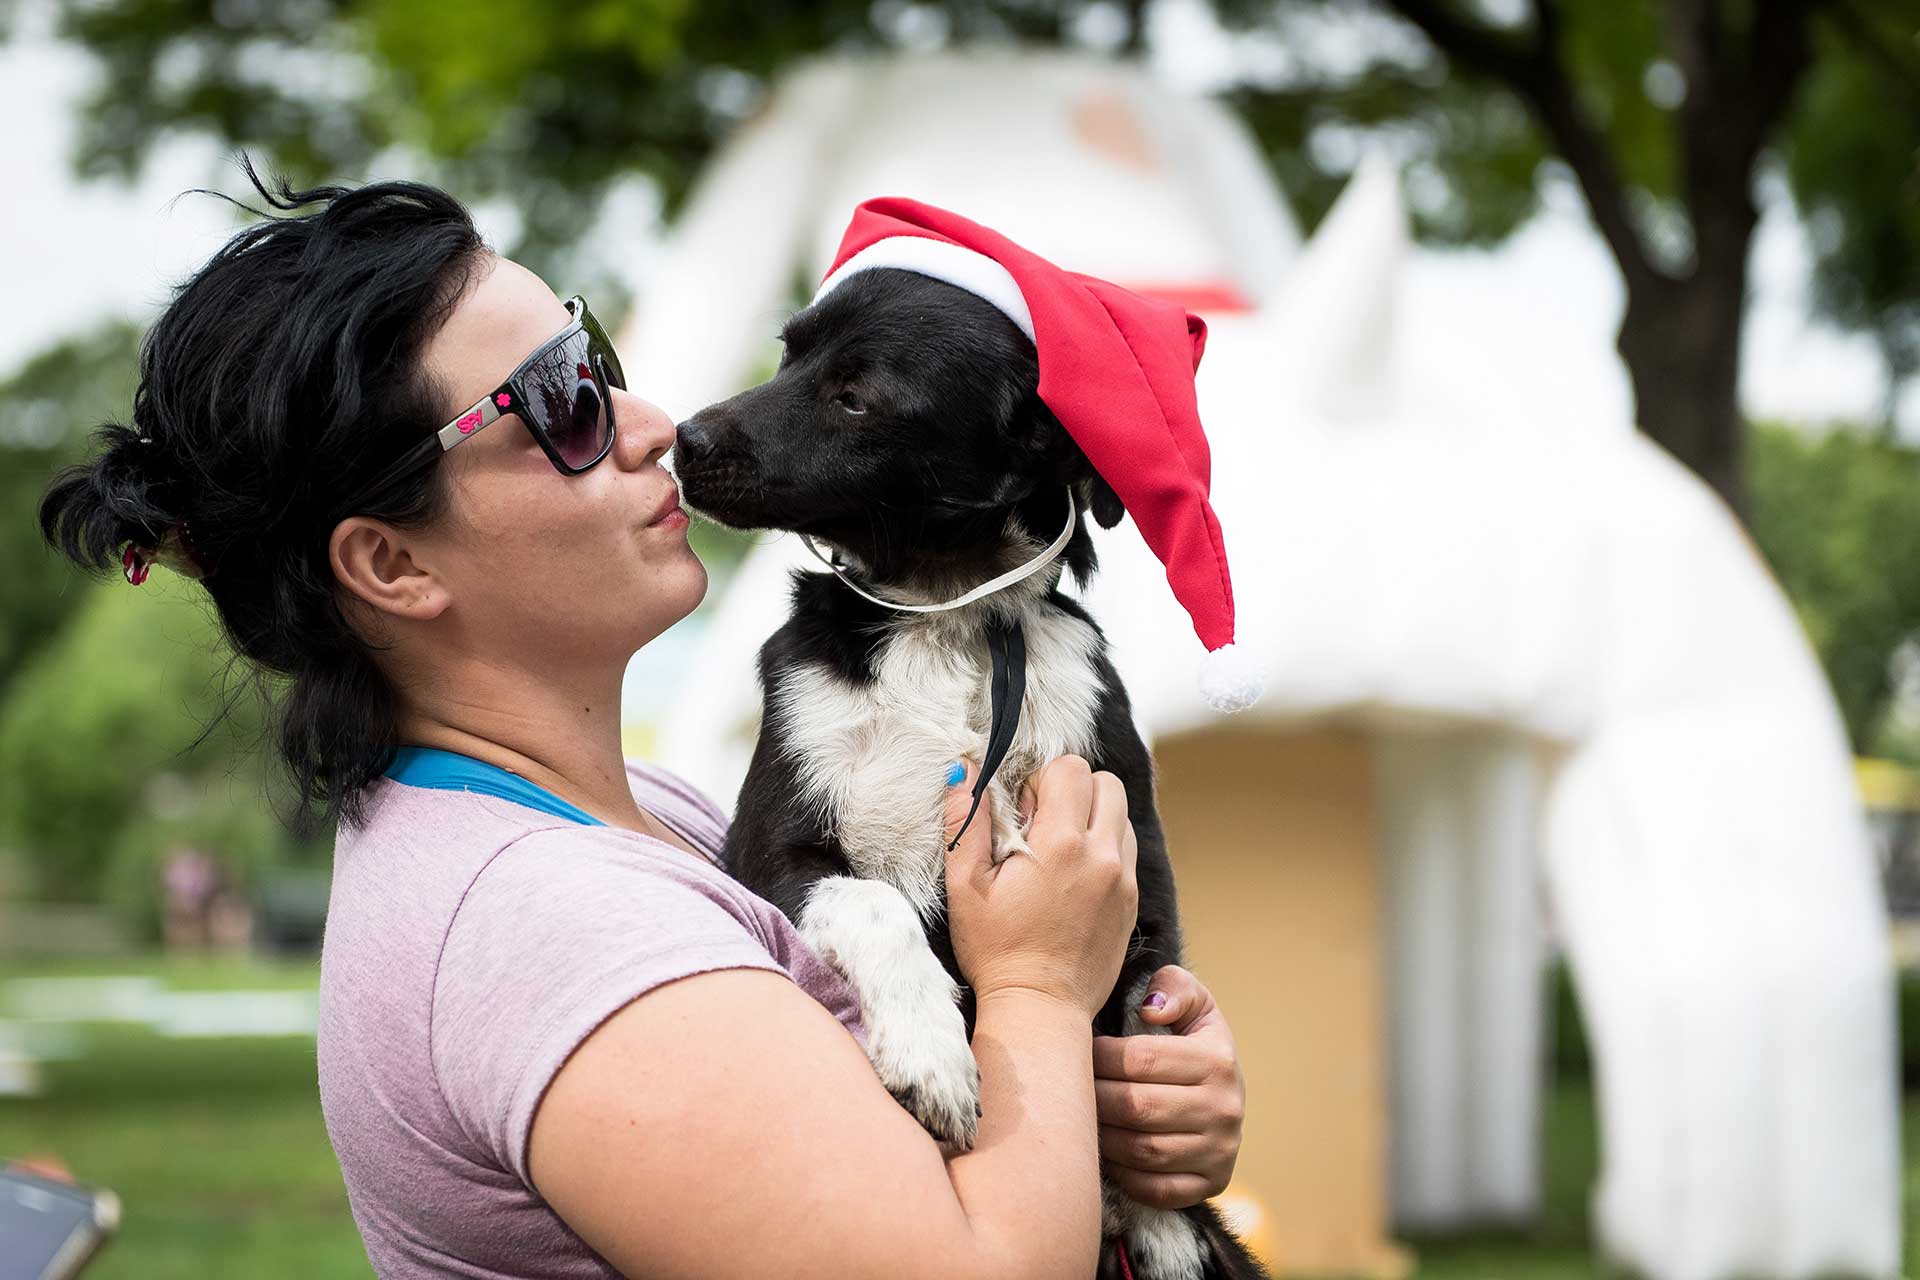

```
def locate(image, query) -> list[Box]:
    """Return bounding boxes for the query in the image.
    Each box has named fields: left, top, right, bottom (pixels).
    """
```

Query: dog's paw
left=796, top=876, right=982, bottom=1149
left=868, top=1006, right=982, bottom=1151
left=1114, top=1200, right=1208, bottom=1280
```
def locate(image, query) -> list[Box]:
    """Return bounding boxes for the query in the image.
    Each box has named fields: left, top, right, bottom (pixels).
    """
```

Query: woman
left=40, top=170, right=1246, bottom=1278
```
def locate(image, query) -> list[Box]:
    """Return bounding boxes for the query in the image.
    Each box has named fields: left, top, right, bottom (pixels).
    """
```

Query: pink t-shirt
left=317, top=761, right=866, bottom=1278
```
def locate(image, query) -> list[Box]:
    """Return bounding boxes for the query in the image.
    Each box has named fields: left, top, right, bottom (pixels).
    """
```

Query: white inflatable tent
left=622, top=51, right=1900, bottom=1280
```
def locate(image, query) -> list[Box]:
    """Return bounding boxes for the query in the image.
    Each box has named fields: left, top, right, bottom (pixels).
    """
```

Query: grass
left=0, top=954, right=364, bottom=1279
left=1400, top=1083, right=1605, bottom=1280
left=2, top=950, right=328, bottom=991
left=0, top=952, right=1913, bottom=1278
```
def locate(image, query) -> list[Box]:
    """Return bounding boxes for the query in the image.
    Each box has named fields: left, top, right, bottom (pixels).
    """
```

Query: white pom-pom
left=1199, top=643, right=1265, bottom=713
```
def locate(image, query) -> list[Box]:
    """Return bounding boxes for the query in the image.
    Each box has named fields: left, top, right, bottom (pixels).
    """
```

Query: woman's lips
left=648, top=483, right=689, bottom=529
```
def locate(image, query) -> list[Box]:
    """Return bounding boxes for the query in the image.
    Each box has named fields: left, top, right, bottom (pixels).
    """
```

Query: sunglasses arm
left=435, top=391, right=508, bottom=452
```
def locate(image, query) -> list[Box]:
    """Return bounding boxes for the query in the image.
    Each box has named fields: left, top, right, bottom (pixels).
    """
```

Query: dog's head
left=673, top=269, right=1123, bottom=586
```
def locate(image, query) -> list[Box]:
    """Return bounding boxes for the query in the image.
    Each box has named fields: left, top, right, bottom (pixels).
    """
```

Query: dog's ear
left=1089, top=474, right=1125, bottom=529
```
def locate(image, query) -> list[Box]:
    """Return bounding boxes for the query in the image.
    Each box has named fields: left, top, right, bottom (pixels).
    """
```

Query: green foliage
left=1746, top=421, right=1920, bottom=759
left=0, top=1008, right=367, bottom=1280
left=1904, top=961, right=1920, bottom=1090
left=358, top=0, right=695, bottom=157
left=0, top=326, right=314, bottom=912
left=27, top=1, right=1915, bottom=410
left=1552, top=2, right=1674, bottom=192
left=6, top=3, right=1915, bottom=908
left=0, top=572, right=269, bottom=902
left=1548, top=959, right=1593, bottom=1080
left=104, top=772, right=324, bottom=941
left=1553, top=955, right=1920, bottom=1092
left=0, top=323, right=144, bottom=686
left=55, top=0, right=381, bottom=188
left=1784, top=10, right=1920, bottom=388
left=1228, top=61, right=1549, bottom=247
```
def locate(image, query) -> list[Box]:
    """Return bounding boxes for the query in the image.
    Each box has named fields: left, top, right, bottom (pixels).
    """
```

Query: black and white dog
left=674, top=266, right=1266, bottom=1280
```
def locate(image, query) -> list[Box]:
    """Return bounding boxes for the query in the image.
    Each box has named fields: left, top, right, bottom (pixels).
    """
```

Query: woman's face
left=404, top=254, right=706, bottom=672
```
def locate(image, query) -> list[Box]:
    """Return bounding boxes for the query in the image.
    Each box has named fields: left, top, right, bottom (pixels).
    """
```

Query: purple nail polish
left=1144, top=991, right=1166, bottom=1011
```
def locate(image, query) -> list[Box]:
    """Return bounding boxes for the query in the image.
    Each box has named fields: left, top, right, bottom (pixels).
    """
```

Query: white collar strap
left=799, top=487, right=1078, bottom=614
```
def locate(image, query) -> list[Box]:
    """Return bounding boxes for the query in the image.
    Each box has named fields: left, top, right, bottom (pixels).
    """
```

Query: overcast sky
left=5, top=0, right=1912, bottom=440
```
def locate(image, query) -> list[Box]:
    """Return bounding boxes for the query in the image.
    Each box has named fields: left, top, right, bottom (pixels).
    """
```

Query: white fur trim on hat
left=814, top=236, right=1035, bottom=340
left=1199, top=643, right=1265, bottom=713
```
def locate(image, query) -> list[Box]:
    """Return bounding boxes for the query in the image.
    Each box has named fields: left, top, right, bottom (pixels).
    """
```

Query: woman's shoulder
left=427, top=821, right=796, bottom=1181
left=623, top=758, right=731, bottom=855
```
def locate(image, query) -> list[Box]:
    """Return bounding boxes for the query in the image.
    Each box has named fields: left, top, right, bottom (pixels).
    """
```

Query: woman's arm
left=530, top=755, right=1138, bottom=1280
left=529, top=968, right=1094, bottom=1280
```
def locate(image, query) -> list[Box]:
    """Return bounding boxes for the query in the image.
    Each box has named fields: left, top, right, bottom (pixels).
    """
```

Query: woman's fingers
left=1091, top=1032, right=1222, bottom=1086
left=1100, top=1162, right=1219, bottom=1212
left=1132, top=964, right=1210, bottom=1032
left=940, top=759, right=994, bottom=876
left=1093, top=1078, right=1216, bottom=1133
left=1097, top=1123, right=1213, bottom=1171
left=1090, top=769, right=1129, bottom=846
left=1029, top=754, right=1095, bottom=841
left=1087, top=964, right=1244, bottom=1209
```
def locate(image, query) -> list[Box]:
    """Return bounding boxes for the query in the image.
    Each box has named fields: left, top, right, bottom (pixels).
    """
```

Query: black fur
left=678, top=268, right=1266, bottom=1279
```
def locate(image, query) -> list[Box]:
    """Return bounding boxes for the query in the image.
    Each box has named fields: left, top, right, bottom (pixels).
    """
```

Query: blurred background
left=2, top=0, right=1917, bottom=1277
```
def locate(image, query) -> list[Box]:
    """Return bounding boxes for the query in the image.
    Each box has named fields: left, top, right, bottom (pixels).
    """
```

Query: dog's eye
left=833, top=391, right=868, bottom=416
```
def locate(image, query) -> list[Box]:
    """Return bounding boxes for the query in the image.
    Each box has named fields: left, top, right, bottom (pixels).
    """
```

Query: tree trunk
left=1616, top=266, right=1749, bottom=516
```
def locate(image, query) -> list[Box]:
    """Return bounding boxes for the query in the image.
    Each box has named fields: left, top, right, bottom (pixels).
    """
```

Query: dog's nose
left=672, top=416, right=712, bottom=465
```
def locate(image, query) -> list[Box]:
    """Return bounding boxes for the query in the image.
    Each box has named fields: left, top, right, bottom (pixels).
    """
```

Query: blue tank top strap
left=384, top=747, right=605, bottom=827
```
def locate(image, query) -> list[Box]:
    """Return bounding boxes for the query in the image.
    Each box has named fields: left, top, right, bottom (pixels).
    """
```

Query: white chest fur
left=771, top=599, right=1105, bottom=920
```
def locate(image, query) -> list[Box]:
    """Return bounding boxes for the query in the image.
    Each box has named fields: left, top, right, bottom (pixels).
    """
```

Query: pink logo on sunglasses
left=455, top=409, right=483, bottom=435
left=496, top=392, right=512, bottom=408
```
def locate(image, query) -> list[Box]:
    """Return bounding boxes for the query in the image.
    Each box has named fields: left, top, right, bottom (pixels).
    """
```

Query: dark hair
left=39, top=159, right=489, bottom=827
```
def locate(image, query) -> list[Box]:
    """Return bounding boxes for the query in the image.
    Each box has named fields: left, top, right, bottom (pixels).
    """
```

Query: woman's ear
left=1090, top=474, right=1126, bottom=529
left=328, top=517, right=450, bottom=622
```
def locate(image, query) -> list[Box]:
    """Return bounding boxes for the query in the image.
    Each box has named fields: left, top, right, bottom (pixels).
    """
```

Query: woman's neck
left=396, top=656, right=650, bottom=832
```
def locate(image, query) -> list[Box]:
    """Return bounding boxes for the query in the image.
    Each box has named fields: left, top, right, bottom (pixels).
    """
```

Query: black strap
left=948, top=617, right=1027, bottom=851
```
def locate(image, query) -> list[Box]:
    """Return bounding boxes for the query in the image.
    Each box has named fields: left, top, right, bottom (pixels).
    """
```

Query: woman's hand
left=1092, top=965, right=1245, bottom=1209
left=944, top=755, right=1139, bottom=1018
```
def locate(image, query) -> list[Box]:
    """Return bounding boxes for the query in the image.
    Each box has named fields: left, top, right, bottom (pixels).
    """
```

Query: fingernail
left=1144, top=991, right=1167, bottom=1011
left=943, top=760, right=967, bottom=787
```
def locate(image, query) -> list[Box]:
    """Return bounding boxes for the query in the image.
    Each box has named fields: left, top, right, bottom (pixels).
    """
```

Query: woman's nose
left=610, top=388, right=676, bottom=469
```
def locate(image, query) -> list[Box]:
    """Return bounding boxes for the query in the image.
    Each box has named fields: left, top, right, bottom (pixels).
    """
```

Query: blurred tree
left=24, top=0, right=1917, bottom=514
left=0, top=572, right=264, bottom=901
left=1780, top=8, right=1920, bottom=420
left=0, top=323, right=144, bottom=686
left=104, top=769, right=324, bottom=941
left=0, top=326, right=332, bottom=909
left=1222, top=0, right=1919, bottom=513
left=1747, top=420, right=1920, bottom=760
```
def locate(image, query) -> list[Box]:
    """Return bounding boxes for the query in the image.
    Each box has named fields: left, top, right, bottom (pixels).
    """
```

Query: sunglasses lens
left=582, top=309, right=626, bottom=390
left=521, top=331, right=612, bottom=470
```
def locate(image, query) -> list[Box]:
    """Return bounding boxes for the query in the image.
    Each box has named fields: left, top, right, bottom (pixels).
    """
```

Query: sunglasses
left=362, top=296, right=626, bottom=497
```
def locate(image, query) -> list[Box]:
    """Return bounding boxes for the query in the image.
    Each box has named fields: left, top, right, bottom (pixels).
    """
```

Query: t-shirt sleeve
left=429, top=827, right=785, bottom=1184
left=625, top=760, right=732, bottom=858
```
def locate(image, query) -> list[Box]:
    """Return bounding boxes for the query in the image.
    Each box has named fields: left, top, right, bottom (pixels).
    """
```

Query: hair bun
left=39, top=422, right=188, bottom=576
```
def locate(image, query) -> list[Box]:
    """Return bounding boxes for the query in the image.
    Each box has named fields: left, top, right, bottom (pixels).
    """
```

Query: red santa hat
left=815, top=196, right=1263, bottom=713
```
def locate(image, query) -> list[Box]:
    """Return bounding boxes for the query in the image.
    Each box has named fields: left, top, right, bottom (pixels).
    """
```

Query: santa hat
left=814, top=196, right=1263, bottom=713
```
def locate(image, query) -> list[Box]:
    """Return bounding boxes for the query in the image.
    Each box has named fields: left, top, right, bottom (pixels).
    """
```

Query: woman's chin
left=655, top=552, right=711, bottom=626
left=607, top=544, right=708, bottom=658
